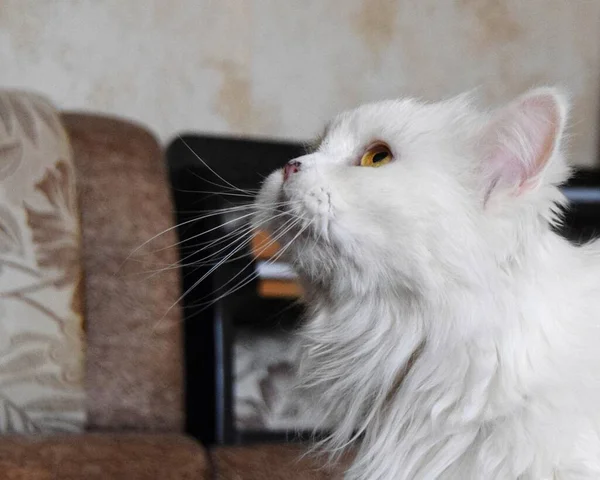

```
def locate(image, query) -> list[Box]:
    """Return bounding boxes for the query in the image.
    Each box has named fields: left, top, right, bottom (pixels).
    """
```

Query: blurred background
left=2, top=0, right=600, bottom=166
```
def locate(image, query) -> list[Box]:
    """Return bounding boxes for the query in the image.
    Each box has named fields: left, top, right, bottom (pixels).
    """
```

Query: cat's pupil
left=373, top=151, right=388, bottom=163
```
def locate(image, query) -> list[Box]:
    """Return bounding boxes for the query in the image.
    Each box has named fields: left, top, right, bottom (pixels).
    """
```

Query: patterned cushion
left=0, top=91, right=85, bottom=433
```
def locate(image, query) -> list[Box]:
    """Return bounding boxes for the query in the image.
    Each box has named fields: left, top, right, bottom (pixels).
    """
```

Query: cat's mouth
left=254, top=167, right=335, bottom=260
left=278, top=185, right=333, bottom=244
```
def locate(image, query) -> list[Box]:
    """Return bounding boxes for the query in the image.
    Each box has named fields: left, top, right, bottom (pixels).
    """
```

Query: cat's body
left=254, top=89, right=600, bottom=479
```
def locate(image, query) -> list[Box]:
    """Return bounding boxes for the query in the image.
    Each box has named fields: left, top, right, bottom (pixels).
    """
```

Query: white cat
left=253, top=88, right=600, bottom=479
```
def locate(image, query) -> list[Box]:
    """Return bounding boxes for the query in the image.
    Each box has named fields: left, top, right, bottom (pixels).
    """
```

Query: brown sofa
left=0, top=94, right=348, bottom=479
left=0, top=104, right=209, bottom=478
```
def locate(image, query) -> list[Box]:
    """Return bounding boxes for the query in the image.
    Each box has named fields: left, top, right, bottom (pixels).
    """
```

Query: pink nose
left=283, top=160, right=302, bottom=182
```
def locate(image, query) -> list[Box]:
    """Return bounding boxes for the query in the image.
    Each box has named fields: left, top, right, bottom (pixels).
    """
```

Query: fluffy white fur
left=253, top=88, right=600, bottom=479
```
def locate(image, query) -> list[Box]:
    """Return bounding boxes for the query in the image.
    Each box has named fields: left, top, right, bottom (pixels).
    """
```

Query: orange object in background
left=258, top=279, right=302, bottom=298
left=252, top=230, right=302, bottom=298
left=251, top=230, right=281, bottom=259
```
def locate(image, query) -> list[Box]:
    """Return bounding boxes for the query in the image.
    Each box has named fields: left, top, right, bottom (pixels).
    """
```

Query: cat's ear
left=480, top=87, right=568, bottom=202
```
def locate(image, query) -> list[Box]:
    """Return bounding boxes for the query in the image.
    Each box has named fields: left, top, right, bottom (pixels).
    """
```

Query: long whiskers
left=187, top=170, right=259, bottom=197
left=128, top=138, right=311, bottom=331
left=180, top=218, right=312, bottom=319
left=123, top=200, right=295, bottom=267
left=197, top=215, right=305, bottom=299
left=134, top=209, right=296, bottom=278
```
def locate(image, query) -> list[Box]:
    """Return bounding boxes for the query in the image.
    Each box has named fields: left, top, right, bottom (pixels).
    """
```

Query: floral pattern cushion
left=0, top=91, right=85, bottom=432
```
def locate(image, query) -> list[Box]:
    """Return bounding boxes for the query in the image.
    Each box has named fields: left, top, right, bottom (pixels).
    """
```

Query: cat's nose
left=283, top=160, right=302, bottom=182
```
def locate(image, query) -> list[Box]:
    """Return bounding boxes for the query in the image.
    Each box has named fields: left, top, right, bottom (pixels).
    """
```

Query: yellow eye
left=360, top=143, right=393, bottom=167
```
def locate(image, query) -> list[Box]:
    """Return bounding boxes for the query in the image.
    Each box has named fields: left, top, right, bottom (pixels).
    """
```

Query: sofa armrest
left=62, top=114, right=183, bottom=432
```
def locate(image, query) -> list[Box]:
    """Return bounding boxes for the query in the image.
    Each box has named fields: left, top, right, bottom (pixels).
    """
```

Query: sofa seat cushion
left=0, top=433, right=209, bottom=479
left=212, top=444, right=353, bottom=479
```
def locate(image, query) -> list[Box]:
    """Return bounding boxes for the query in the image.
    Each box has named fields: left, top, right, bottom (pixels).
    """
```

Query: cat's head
left=254, top=88, right=570, bottom=297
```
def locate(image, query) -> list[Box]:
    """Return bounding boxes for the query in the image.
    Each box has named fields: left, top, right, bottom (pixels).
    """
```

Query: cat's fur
left=254, top=88, right=600, bottom=479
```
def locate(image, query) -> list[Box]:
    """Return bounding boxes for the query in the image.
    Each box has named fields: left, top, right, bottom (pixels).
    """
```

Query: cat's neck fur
left=299, top=226, right=588, bottom=479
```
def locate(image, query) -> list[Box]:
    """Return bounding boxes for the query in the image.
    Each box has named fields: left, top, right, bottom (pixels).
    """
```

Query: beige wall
left=1, top=0, right=599, bottom=166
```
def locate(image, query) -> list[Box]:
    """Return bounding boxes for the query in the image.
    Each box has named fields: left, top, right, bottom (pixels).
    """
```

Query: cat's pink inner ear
left=483, top=90, right=565, bottom=198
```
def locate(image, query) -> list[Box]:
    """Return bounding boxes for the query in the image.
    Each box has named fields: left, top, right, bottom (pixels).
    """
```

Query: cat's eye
left=360, top=143, right=393, bottom=167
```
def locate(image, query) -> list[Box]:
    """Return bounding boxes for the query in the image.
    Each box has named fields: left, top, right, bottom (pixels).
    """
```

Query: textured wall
left=1, top=0, right=599, bottom=165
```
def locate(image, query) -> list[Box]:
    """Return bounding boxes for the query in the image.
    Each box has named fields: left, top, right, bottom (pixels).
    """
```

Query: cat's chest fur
left=299, top=252, right=600, bottom=479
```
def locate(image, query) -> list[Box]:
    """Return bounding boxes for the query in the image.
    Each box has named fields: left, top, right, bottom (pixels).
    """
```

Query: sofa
left=0, top=90, right=347, bottom=479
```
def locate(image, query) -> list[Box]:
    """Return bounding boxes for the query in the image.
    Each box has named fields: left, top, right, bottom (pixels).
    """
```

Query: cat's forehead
left=325, top=99, right=415, bottom=140
left=318, top=97, right=468, bottom=154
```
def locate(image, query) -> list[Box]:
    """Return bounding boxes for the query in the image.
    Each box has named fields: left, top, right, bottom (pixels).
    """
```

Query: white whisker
left=186, top=219, right=312, bottom=314
left=198, top=215, right=304, bottom=298
left=179, top=136, right=259, bottom=195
